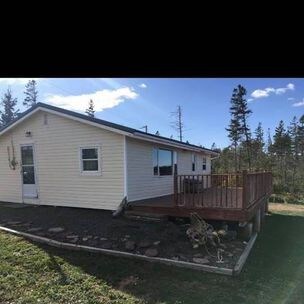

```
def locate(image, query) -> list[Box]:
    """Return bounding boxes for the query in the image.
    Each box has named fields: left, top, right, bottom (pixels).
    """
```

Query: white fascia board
left=131, top=132, right=219, bottom=156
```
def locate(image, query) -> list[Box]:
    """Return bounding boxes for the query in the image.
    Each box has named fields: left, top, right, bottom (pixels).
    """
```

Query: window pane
left=83, top=160, right=98, bottom=171
left=202, top=157, right=207, bottom=170
left=153, top=148, right=158, bottom=175
left=21, top=146, right=34, bottom=165
left=82, top=148, right=98, bottom=159
left=158, top=149, right=172, bottom=176
left=22, top=166, right=35, bottom=184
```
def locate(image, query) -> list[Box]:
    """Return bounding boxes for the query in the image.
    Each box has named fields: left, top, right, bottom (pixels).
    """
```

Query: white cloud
left=139, top=83, right=147, bottom=89
left=292, top=99, right=304, bottom=107
left=0, top=78, right=40, bottom=85
left=248, top=98, right=254, bottom=102
left=45, top=87, right=139, bottom=112
left=288, top=97, right=295, bottom=101
left=250, top=83, right=295, bottom=100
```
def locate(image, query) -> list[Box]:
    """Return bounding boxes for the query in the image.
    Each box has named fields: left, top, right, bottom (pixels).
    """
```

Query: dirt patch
left=269, top=203, right=304, bottom=214
left=0, top=204, right=247, bottom=269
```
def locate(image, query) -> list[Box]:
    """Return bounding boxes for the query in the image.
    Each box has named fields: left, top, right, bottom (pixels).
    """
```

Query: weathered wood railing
left=174, top=171, right=272, bottom=210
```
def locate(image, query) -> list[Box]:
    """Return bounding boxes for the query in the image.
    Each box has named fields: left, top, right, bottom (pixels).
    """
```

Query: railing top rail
left=246, top=171, right=272, bottom=175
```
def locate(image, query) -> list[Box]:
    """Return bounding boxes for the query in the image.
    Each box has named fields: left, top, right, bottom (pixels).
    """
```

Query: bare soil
left=0, top=203, right=247, bottom=269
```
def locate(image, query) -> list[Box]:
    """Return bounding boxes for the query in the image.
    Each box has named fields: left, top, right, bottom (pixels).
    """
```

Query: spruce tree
left=226, top=85, right=252, bottom=171
left=85, top=99, right=95, bottom=117
left=0, top=88, right=19, bottom=127
left=288, top=116, right=299, bottom=192
left=298, top=114, right=304, bottom=157
left=272, top=120, right=291, bottom=187
left=235, top=85, right=252, bottom=170
left=253, top=122, right=265, bottom=170
left=23, top=80, right=38, bottom=108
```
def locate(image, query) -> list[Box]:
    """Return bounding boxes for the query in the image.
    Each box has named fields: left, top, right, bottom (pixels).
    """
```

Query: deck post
left=174, top=169, right=178, bottom=207
left=242, top=170, right=248, bottom=209
left=253, top=208, right=261, bottom=233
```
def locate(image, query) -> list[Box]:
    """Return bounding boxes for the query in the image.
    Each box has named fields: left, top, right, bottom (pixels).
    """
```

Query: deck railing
left=174, top=171, right=272, bottom=210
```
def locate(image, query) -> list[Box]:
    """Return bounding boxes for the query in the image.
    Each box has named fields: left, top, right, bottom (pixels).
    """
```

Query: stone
left=69, top=238, right=78, bottom=243
left=217, top=229, right=227, bottom=237
left=66, top=235, right=78, bottom=239
left=27, top=227, right=42, bottom=232
left=102, top=242, right=112, bottom=249
left=94, top=236, right=99, bottom=239
left=82, top=237, right=89, bottom=241
left=192, top=257, right=209, bottom=264
left=7, top=221, right=22, bottom=225
left=100, top=237, right=108, bottom=241
left=172, top=256, right=179, bottom=261
left=125, top=235, right=130, bottom=238
left=48, top=227, right=65, bottom=233
left=87, top=235, right=93, bottom=239
left=144, top=248, right=158, bottom=257
left=219, top=243, right=227, bottom=249
left=125, top=241, right=136, bottom=250
left=138, top=240, right=151, bottom=248
left=227, top=253, right=234, bottom=257
left=153, top=241, right=161, bottom=246
left=193, top=253, right=203, bottom=257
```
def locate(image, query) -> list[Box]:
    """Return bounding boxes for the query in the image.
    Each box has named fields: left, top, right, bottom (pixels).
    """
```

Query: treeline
left=212, top=85, right=304, bottom=197
left=0, top=80, right=96, bottom=128
left=0, top=80, right=38, bottom=127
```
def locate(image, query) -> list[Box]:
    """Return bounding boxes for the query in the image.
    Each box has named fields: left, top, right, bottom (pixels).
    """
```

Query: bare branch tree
left=171, top=105, right=184, bottom=142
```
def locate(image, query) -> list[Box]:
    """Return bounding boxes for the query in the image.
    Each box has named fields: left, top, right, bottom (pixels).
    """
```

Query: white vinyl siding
left=0, top=111, right=124, bottom=210
left=126, top=137, right=212, bottom=202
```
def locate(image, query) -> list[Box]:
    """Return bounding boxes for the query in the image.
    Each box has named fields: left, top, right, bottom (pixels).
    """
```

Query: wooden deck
left=128, top=171, right=272, bottom=222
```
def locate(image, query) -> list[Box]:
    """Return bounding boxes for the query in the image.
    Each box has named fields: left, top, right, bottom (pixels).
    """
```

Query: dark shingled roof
left=0, top=102, right=219, bottom=154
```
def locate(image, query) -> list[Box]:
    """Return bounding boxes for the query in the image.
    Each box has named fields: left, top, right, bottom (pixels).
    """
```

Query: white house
left=0, top=103, right=219, bottom=211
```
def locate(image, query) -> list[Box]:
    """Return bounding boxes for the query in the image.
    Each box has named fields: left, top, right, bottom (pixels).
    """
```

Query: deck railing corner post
left=174, top=169, right=178, bottom=206
left=242, top=170, right=248, bottom=209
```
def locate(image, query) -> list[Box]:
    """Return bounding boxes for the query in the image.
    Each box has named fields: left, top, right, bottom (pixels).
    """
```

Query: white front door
left=21, top=145, right=38, bottom=198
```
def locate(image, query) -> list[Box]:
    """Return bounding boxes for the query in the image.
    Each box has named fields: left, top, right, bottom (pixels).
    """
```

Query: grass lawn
left=1, top=203, right=304, bottom=304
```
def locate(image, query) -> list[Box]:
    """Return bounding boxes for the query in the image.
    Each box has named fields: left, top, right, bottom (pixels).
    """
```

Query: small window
left=153, top=148, right=173, bottom=176
left=202, top=157, right=207, bottom=171
left=192, top=154, right=196, bottom=171
left=80, top=147, right=100, bottom=173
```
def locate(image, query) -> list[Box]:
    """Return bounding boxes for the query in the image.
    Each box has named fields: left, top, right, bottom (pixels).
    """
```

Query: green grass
left=1, top=204, right=304, bottom=304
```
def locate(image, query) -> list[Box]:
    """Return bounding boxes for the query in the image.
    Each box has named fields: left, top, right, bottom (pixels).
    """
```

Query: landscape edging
left=0, top=225, right=257, bottom=276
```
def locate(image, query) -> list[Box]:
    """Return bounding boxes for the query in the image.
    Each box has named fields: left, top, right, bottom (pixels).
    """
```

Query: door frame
left=20, top=143, right=39, bottom=199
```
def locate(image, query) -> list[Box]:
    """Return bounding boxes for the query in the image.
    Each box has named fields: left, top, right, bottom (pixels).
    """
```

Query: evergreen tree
left=23, top=80, right=38, bottom=107
left=226, top=87, right=242, bottom=172
left=85, top=99, right=95, bottom=117
left=288, top=116, right=300, bottom=192
left=235, top=85, right=252, bottom=170
left=298, top=114, right=304, bottom=157
left=0, top=88, right=19, bottom=127
left=252, top=122, right=265, bottom=170
left=266, top=128, right=272, bottom=154
left=272, top=120, right=291, bottom=187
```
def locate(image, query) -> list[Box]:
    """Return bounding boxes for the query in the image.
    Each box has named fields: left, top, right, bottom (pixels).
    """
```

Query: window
left=192, top=153, right=196, bottom=171
left=202, top=157, right=207, bottom=171
left=80, top=147, right=100, bottom=173
left=153, top=148, right=173, bottom=176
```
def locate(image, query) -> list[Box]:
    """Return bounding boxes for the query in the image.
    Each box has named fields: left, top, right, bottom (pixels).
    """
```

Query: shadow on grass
left=25, top=213, right=304, bottom=304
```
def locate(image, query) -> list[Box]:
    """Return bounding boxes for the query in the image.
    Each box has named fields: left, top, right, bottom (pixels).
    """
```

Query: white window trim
left=79, top=146, right=101, bottom=176
left=152, top=147, right=174, bottom=177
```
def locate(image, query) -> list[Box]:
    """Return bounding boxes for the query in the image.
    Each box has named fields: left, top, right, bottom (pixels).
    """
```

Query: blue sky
left=0, top=78, right=303, bottom=148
